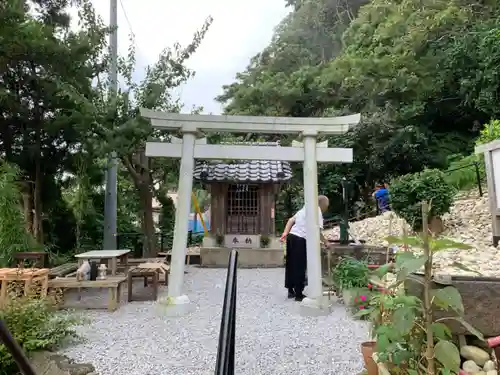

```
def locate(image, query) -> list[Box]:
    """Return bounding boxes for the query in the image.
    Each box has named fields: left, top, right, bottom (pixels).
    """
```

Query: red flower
left=367, top=283, right=373, bottom=289
left=354, top=297, right=358, bottom=303
left=359, top=305, right=365, bottom=310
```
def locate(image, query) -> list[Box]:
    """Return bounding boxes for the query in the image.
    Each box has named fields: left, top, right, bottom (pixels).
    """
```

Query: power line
left=118, top=0, right=135, bottom=38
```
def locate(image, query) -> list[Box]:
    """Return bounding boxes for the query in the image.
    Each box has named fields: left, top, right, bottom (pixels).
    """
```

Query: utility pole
left=103, top=0, right=118, bottom=250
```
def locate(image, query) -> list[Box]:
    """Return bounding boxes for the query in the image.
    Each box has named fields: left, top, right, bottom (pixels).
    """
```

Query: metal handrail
left=214, top=249, right=238, bottom=375
left=0, top=319, right=38, bottom=375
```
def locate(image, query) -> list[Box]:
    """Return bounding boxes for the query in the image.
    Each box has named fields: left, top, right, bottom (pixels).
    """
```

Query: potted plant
left=356, top=202, right=484, bottom=374
left=260, top=235, right=270, bottom=248
left=332, top=257, right=370, bottom=305
left=215, top=232, right=224, bottom=247
left=356, top=283, right=391, bottom=375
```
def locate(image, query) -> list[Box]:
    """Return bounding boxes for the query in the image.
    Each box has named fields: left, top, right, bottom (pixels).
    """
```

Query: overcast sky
left=86, top=0, right=290, bottom=114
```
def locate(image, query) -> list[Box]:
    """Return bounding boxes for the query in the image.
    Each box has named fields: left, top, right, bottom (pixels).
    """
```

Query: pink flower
left=360, top=295, right=367, bottom=302
left=359, top=305, right=365, bottom=310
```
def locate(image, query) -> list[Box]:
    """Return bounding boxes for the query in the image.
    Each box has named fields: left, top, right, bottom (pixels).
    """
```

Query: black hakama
left=284, top=233, right=307, bottom=294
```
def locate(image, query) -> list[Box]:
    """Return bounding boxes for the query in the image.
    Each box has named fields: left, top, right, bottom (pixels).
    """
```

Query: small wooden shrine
left=194, top=142, right=292, bottom=267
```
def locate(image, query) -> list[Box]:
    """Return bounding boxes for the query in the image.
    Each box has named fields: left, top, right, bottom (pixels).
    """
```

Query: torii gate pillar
left=302, top=130, right=323, bottom=306
left=141, top=110, right=361, bottom=315
left=169, top=130, right=196, bottom=303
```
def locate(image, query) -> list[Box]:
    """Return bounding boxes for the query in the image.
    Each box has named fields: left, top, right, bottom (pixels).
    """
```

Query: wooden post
left=422, top=201, right=435, bottom=374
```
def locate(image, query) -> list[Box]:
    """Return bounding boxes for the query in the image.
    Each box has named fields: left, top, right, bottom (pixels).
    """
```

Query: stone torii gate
left=141, top=109, right=361, bottom=314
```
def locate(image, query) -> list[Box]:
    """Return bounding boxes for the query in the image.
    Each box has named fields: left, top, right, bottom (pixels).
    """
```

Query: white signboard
left=224, top=235, right=260, bottom=249
left=492, top=149, right=500, bottom=208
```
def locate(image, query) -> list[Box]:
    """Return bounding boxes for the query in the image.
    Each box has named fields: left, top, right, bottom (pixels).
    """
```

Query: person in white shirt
left=280, top=195, right=330, bottom=301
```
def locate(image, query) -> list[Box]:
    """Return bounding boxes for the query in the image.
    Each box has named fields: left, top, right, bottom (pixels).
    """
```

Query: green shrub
left=0, top=162, right=40, bottom=267
left=444, top=154, right=484, bottom=191
left=390, top=169, right=454, bottom=231
left=332, top=257, right=369, bottom=291
left=442, top=119, right=500, bottom=192
left=477, top=119, right=500, bottom=145
left=0, top=296, right=81, bottom=374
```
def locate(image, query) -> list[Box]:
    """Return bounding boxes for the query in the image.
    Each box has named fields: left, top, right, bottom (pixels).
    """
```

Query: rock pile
left=324, top=189, right=500, bottom=276
left=461, top=345, right=497, bottom=375
left=30, top=351, right=97, bottom=375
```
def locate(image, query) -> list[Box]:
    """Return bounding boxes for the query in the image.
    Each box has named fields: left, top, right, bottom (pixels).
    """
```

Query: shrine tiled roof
left=193, top=142, right=293, bottom=183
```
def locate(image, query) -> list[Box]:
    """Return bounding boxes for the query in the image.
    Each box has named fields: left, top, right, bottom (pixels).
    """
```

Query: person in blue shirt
left=373, top=183, right=391, bottom=213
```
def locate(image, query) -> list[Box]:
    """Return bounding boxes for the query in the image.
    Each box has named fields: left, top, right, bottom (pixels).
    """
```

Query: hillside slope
left=324, top=190, right=500, bottom=276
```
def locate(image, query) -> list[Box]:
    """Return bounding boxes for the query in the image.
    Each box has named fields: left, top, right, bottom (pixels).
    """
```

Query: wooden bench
left=49, top=263, right=78, bottom=278
left=48, top=276, right=127, bottom=311
left=157, top=250, right=200, bottom=265
left=125, top=257, right=165, bottom=266
left=127, top=267, right=160, bottom=302
left=0, top=268, right=49, bottom=307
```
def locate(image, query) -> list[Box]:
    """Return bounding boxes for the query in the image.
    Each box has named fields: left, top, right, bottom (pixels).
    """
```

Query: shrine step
left=200, top=247, right=284, bottom=268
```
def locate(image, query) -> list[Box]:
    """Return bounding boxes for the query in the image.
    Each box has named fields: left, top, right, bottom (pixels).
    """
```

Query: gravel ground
left=61, top=267, right=369, bottom=375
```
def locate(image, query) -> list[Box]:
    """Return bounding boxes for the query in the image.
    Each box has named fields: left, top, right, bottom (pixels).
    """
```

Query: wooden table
left=158, top=246, right=200, bottom=265
left=128, top=267, right=161, bottom=302
left=75, top=249, right=130, bottom=276
left=0, top=268, right=49, bottom=307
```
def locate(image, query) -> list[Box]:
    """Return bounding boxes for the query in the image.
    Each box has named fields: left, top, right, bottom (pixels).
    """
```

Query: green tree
left=0, top=162, right=39, bottom=267
left=216, top=0, right=500, bottom=216
left=0, top=0, right=109, bottom=245
left=86, top=18, right=212, bottom=257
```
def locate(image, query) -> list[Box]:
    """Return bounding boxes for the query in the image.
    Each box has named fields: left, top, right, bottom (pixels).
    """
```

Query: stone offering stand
left=321, top=243, right=393, bottom=280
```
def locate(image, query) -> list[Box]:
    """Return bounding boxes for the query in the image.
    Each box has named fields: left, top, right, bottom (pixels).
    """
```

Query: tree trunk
left=32, top=120, right=43, bottom=243
left=33, top=159, right=43, bottom=243
left=122, top=152, right=156, bottom=258
left=21, top=182, right=33, bottom=234
left=140, top=183, right=156, bottom=258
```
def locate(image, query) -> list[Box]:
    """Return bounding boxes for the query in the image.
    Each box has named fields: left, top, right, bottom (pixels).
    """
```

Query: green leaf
left=441, top=317, right=484, bottom=341
left=385, top=235, right=423, bottom=247
left=395, top=251, right=418, bottom=267
left=369, top=275, right=384, bottom=286
left=431, top=322, right=452, bottom=340
left=354, top=308, right=372, bottom=318
left=398, top=254, right=427, bottom=280
left=434, top=340, right=460, bottom=371
left=394, top=294, right=421, bottom=307
left=408, top=370, right=418, bottom=375
left=430, top=238, right=472, bottom=252
left=392, top=306, right=416, bottom=334
left=450, top=261, right=482, bottom=275
left=376, top=333, right=390, bottom=352
left=431, top=286, right=464, bottom=314
left=396, top=270, right=409, bottom=284
left=374, top=263, right=391, bottom=278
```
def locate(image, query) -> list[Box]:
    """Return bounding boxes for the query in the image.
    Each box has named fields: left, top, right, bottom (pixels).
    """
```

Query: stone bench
left=48, top=276, right=127, bottom=311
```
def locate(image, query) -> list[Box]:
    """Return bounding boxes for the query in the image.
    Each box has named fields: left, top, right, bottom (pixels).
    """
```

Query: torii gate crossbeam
left=140, top=109, right=361, bottom=315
